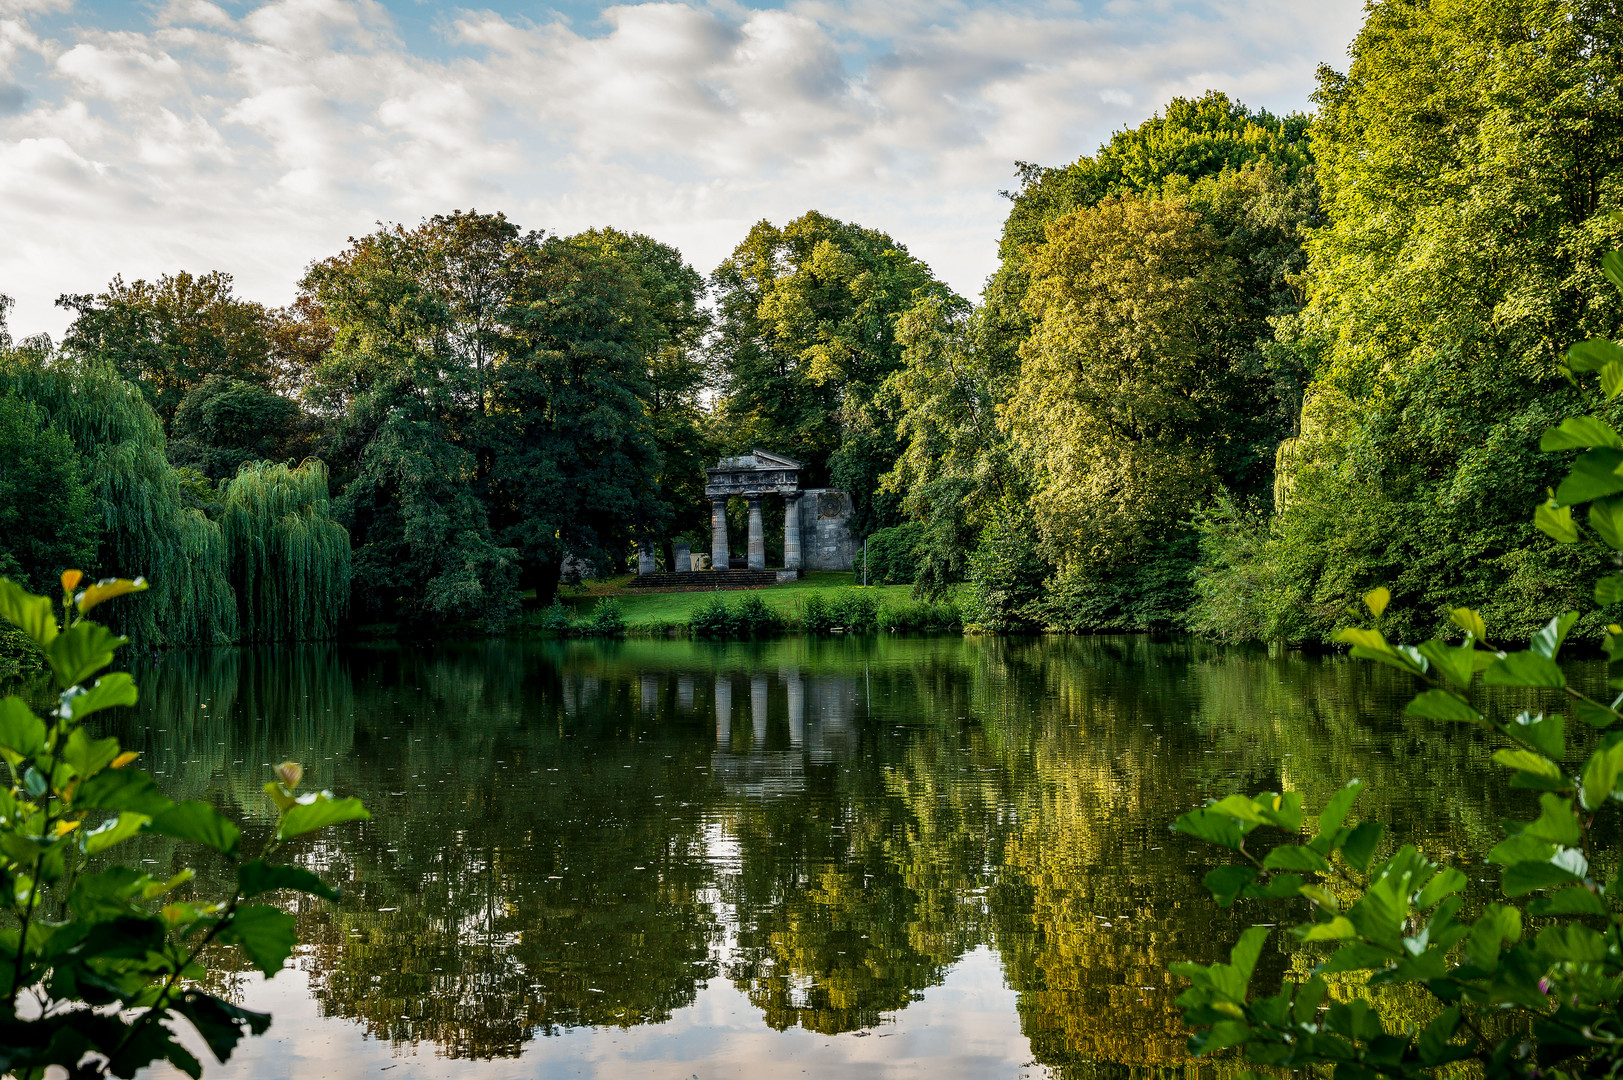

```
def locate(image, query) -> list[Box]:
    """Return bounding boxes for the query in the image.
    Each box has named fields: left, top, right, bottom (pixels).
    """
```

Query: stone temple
left=632, top=449, right=858, bottom=585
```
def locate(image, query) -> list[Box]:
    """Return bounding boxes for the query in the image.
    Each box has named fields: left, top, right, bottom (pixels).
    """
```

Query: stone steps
left=626, top=569, right=787, bottom=590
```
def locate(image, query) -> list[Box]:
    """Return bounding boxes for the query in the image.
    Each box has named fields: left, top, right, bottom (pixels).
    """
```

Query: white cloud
left=0, top=0, right=1364, bottom=338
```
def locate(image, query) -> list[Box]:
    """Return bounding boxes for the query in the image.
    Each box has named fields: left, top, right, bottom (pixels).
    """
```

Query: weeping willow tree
left=221, top=460, right=351, bottom=642
left=0, top=353, right=237, bottom=646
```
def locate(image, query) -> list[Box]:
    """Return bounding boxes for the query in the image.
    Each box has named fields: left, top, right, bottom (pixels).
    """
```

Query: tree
left=57, top=271, right=276, bottom=427
left=300, top=218, right=519, bottom=630
left=0, top=393, right=98, bottom=593
left=169, top=375, right=320, bottom=481
left=485, top=236, right=665, bottom=596
left=573, top=228, right=715, bottom=551
left=220, top=460, right=351, bottom=642
left=710, top=211, right=957, bottom=533
left=1205, top=0, right=1623, bottom=644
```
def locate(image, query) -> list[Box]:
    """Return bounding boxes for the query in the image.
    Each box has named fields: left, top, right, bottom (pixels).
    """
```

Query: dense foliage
left=1172, top=269, right=1623, bottom=1076
left=0, top=572, right=365, bottom=1077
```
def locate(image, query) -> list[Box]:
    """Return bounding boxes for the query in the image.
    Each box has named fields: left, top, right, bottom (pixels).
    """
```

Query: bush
left=0, top=571, right=365, bottom=1077
left=688, top=593, right=738, bottom=638
left=581, top=598, right=627, bottom=637
left=732, top=593, right=780, bottom=636
left=829, top=589, right=879, bottom=633
left=1171, top=256, right=1623, bottom=1077
left=966, top=513, right=1049, bottom=632
left=852, top=523, right=927, bottom=585
left=538, top=599, right=573, bottom=633
left=1037, top=535, right=1199, bottom=633
left=878, top=598, right=963, bottom=632
left=800, top=592, right=834, bottom=633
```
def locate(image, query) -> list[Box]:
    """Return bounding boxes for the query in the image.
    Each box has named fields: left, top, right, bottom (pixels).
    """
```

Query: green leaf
left=1527, top=886, right=1608, bottom=916
left=276, top=792, right=370, bottom=842
left=1263, top=845, right=1330, bottom=872
left=1492, top=748, right=1562, bottom=780
left=73, top=768, right=172, bottom=815
left=1416, top=640, right=1480, bottom=689
left=144, top=801, right=241, bottom=858
left=1405, top=689, right=1482, bottom=723
left=1531, top=612, right=1580, bottom=660
left=63, top=728, right=121, bottom=781
left=1363, top=587, right=1390, bottom=618
left=63, top=673, right=137, bottom=721
left=1487, top=834, right=1556, bottom=866
left=44, top=621, right=127, bottom=689
left=171, top=992, right=271, bottom=1065
left=1541, top=413, right=1623, bottom=447
left=1592, top=497, right=1623, bottom=551
left=83, top=811, right=150, bottom=856
left=1448, top=607, right=1487, bottom=640
left=1582, top=739, right=1623, bottom=810
left=217, top=905, right=296, bottom=976
left=0, top=696, right=45, bottom=764
left=1502, top=860, right=1585, bottom=896
left=1603, top=253, right=1623, bottom=297
left=1576, top=698, right=1620, bottom=729
left=1484, top=651, right=1566, bottom=689
left=1241, top=873, right=1304, bottom=901
left=237, top=860, right=340, bottom=902
left=1522, top=793, right=1583, bottom=845
left=1317, top=780, right=1364, bottom=837
left=1536, top=500, right=1580, bottom=543
left=0, top=578, right=56, bottom=648
left=1555, top=447, right=1623, bottom=504
left=1605, top=362, right=1623, bottom=399
left=1173, top=808, right=1247, bottom=850
left=1318, top=943, right=1395, bottom=974
left=1416, top=1008, right=1464, bottom=1066
left=1511, top=711, right=1565, bottom=759
left=1597, top=575, right=1623, bottom=605
left=1341, top=822, right=1383, bottom=871
left=1300, top=917, right=1357, bottom=941
left=1416, top=867, right=1468, bottom=909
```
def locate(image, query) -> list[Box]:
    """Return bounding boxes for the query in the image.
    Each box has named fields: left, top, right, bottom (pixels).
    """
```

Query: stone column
left=751, top=674, right=769, bottom=746
left=673, top=540, right=692, bottom=573
left=637, top=541, right=656, bottom=575
left=747, top=498, right=766, bottom=570
left=710, top=498, right=729, bottom=571
left=787, top=671, right=804, bottom=748
left=715, top=677, right=732, bottom=748
left=783, top=493, right=802, bottom=571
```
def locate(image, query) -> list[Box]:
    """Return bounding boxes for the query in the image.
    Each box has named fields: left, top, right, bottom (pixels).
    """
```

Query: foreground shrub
left=688, top=594, right=737, bottom=638
left=1171, top=254, right=1623, bottom=1077
left=0, top=571, right=366, bottom=1077
left=581, top=598, right=627, bottom=637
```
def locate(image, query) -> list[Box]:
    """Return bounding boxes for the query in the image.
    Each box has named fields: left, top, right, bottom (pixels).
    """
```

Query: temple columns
left=711, top=498, right=729, bottom=571
left=674, top=540, right=691, bottom=573
left=747, top=498, right=766, bottom=570
left=637, top=541, right=656, bottom=575
left=783, top=493, right=802, bottom=571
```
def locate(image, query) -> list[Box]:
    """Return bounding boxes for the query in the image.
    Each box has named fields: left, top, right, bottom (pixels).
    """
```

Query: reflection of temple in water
left=708, top=671, right=861, bottom=798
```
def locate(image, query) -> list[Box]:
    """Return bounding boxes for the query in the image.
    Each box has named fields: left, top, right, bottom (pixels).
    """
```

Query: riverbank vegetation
left=1, top=2, right=1616, bottom=645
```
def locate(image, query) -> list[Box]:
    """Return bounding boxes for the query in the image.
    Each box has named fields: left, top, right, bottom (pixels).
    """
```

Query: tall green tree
left=0, top=393, right=98, bottom=592
left=484, top=235, right=665, bottom=598
left=1198, top=0, right=1623, bottom=643
left=301, top=217, right=521, bottom=630
left=169, top=375, right=321, bottom=481
left=57, top=271, right=276, bottom=427
left=572, top=228, right=714, bottom=550
left=710, top=211, right=957, bottom=533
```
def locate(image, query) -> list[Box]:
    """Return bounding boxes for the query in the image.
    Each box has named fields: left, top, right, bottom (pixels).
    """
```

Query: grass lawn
left=558, top=571, right=921, bottom=628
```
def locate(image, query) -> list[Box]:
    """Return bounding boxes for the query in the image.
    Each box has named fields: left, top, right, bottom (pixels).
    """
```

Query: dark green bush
left=878, top=598, right=962, bottom=631
left=829, top=589, right=879, bottom=633
left=732, top=593, right=780, bottom=636
left=582, top=598, right=627, bottom=637
left=966, top=513, right=1049, bottom=631
left=538, top=599, right=573, bottom=633
left=852, top=523, right=927, bottom=584
left=800, top=592, right=834, bottom=633
left=1037, top=536, right=1199, bottom=633
left=688, top=594, right=738, bottom=638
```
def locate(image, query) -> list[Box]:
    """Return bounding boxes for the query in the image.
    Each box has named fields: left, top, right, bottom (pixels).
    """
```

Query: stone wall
left=797, top=488, right=859, bottom=571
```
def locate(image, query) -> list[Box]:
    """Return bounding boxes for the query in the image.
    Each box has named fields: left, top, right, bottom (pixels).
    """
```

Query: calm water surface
left=108, top=635, right=1571, bottom=1079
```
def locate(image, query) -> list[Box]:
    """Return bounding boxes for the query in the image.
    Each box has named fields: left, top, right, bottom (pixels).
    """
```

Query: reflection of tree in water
left=106, top=635, right=1535, bottom=1072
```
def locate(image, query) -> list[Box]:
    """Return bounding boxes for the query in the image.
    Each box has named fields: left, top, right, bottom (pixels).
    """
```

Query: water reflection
left=111, top=636, right=1561, bottom=1077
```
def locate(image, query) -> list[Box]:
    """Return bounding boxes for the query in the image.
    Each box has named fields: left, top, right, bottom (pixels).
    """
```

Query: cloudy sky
left=0, top=0, right=1363, bottom=338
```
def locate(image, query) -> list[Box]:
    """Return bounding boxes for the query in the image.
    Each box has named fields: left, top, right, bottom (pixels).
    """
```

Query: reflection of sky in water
left=115, top=636, right=1579, bottom=1079
left=178, top=947, right=1037, bottom=1080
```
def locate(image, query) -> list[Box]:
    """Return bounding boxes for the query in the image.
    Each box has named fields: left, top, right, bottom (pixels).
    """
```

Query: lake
left=109, top=635, right=1558, bottom=1079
